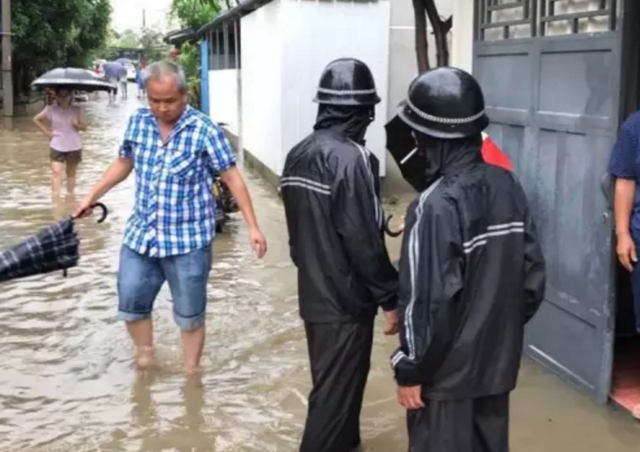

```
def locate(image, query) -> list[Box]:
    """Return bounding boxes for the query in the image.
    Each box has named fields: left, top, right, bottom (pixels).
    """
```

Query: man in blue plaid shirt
left=76, top=61, right=267, bottom=374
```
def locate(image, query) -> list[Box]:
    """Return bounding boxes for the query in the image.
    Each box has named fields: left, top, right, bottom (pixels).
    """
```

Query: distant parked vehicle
left=125, top=63, right=136, bottom=82
left=114, top=58, right=137, bottom=82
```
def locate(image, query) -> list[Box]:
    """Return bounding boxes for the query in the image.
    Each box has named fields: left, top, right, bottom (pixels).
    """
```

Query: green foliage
left=171, top=0, right=221, bottom=30
left=12, top=0, right=112, bottom=97
left=140, top=28, right=171, bottom=63
left=178, top=42, right=202, bottom=109
left=116, top=29, right=141, bottom=48
left=170, top=0, right=222, bottom=111
left=106, top=29, right=121, bottom=49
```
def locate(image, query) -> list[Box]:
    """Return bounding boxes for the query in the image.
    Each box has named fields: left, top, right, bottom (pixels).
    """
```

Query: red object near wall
left=481, top=133, right=514, bottom=172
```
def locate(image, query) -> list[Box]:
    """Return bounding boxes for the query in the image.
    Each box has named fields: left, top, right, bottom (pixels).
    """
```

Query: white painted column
left=451, top=0, right=474, bottom=72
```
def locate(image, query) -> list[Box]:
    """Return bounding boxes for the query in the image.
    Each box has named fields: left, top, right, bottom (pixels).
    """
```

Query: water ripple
left=0, top=93, right=407, bottom=451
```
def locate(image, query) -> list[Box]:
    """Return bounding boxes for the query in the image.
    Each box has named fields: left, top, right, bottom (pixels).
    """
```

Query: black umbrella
left=383, top=115, right=428, bottom=237
left=0, top=203, right=109, bottom=283
left=385, top=115, right=427, bottom=193
left=31, top=68, right=115, bottom=92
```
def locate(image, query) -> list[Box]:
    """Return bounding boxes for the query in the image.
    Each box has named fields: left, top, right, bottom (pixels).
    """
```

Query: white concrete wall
left=209, top=69, right=239, bottom=134
left=279, top=0, right=391, bottom=176
left=240, top=0, right=284, bottom=177
left=451, top=0, right=473, bottom=72
left=241, top=0, right=391, bottom=178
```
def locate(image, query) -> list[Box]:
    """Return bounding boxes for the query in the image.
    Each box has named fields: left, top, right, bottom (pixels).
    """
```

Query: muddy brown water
left=0, top=92, right=639, bottom=451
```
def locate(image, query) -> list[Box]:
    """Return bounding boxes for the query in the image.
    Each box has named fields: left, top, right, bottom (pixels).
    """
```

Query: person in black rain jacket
left=280, top=58, right=399, bottom=452
left=390, top=67, right=546, bottom=452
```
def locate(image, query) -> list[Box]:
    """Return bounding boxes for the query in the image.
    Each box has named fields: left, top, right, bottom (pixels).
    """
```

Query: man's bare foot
left=135, top=346, right=156, bottom=370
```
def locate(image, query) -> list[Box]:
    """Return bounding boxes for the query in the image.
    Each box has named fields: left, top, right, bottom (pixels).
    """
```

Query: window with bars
left=476, top=0, right=620, bottom=41
left=207, top=21, right=242, bottom=70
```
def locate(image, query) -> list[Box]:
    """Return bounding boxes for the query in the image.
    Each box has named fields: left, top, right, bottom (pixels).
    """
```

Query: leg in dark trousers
left=407, top=393, right=510, bottom=452
left=299, top=321, right=375, bottom=452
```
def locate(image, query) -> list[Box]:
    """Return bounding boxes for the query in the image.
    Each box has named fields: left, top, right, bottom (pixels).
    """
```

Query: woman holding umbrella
left=33, top=88, right=87, bottom=198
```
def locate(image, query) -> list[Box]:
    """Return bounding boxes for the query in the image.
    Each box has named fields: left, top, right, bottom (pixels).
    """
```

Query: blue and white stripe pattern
left=119, top=106, right=236, bottom=258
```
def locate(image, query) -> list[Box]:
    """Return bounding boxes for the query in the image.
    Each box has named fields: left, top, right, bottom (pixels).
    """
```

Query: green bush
left=171, top=0, right=221, bottom=30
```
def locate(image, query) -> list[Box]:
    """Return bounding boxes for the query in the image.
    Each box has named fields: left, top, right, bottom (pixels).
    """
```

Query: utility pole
left=142, top=9, right=146, bottom=29
left=1, top=0, right=13, bottom=117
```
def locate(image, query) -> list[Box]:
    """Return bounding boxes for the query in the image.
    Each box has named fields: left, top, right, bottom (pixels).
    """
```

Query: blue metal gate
left=473, top=0, right=623, bottom=403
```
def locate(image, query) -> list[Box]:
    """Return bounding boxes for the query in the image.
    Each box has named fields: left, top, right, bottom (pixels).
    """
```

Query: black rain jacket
left=391, top=136, right=546, bottom=400
left=280, top=105, right=399, bottom=323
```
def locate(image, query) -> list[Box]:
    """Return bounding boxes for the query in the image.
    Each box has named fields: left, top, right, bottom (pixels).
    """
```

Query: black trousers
left=407, top=393, right=510, bottom=452
left=299, top=321, right=375, bottom=452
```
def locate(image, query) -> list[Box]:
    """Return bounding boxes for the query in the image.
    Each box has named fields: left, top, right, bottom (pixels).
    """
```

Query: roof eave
left=196, top=0, right=275, bottom=38
left=163, top=27, right=199, bottom=45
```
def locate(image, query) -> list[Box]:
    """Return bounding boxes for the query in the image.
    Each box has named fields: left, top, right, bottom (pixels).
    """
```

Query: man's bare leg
left=182, top=327, right=205, bottom=375
left=127, top=319, right=155, bottom=369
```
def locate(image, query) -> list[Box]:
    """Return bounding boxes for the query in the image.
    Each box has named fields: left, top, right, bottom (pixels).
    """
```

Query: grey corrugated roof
left=163, top=27, right=199, bottom=45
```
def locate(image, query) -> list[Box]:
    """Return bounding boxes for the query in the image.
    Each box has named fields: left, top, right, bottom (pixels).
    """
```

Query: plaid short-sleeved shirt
left=120, top=106, right=236, bottom=257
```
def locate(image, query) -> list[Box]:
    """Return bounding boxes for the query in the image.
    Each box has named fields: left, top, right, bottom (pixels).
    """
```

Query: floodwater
left=0, top=90, right=640, bottom=452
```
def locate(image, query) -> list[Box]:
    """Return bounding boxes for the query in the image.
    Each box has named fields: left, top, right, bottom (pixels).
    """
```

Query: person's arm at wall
left=615, top=179, right=637, bottom=272
left=609, top=119, right=639, bottom=272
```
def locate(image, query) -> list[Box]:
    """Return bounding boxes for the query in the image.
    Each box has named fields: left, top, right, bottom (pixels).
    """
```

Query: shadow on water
left=0, top=87, right=639, bottom=451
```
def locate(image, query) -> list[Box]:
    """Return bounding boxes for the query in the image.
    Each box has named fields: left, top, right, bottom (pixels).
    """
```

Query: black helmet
left=398, top=67, right=489, bottom=139
left=314, top=58, right=381, bottom=106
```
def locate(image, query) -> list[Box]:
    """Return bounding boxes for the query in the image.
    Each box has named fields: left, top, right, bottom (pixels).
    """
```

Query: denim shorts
left=117, top=244, right=213, bottom=331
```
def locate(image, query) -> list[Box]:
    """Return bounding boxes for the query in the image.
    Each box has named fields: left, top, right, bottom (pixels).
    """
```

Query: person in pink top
left=33, top=89, right=87, bottom=198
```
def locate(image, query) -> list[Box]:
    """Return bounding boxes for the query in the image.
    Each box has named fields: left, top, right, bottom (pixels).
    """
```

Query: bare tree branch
left=443, top=15, right=453, bottom=34
left=413, top=0, right=452, bottom=71
left=413, top=0, right=430, bottom=73
left=424, top=0, right=450, bottom=67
